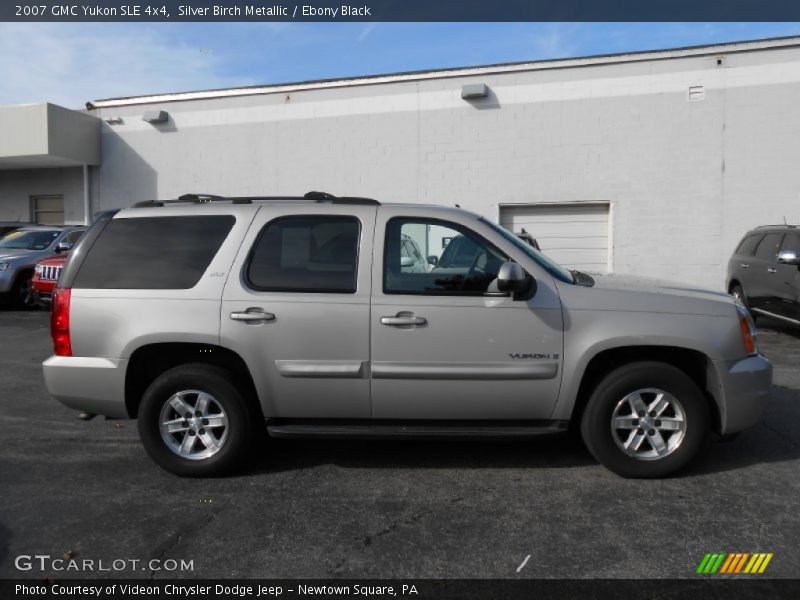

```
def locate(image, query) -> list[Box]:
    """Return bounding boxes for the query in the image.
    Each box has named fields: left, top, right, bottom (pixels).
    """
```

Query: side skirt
left=266, top=419, right=569, bottom=440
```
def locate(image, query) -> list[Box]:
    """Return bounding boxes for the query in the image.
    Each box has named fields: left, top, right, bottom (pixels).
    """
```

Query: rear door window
left=754, top=232, right=784, bottom=261
left=246, top=215, right=360, bottom=293
left=72, top=216, right=235, bottom=289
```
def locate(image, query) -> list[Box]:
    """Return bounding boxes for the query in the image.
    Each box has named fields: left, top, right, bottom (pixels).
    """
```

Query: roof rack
left=132, top=191, right=380, bottom=208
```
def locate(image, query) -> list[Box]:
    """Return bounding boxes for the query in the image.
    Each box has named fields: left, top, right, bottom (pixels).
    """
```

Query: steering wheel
left=461, top=251, right=485, bottom=291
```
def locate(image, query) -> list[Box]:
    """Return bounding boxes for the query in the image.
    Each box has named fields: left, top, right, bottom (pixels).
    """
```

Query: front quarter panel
left=551, top=281, right=747, bottom=421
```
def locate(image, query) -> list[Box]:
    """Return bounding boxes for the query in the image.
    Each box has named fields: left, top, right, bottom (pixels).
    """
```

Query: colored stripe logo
left=696, top=552, right=773, bottom=574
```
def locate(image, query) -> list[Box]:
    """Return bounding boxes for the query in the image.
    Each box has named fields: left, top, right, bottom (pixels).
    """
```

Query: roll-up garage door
left=499, top=203, right=610, bottom=273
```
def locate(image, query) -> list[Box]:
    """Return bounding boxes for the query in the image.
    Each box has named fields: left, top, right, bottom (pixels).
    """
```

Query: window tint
left=754, top=232, right=784, bottom=261
left=246, top=216, right=359, bottom=293
left=385, top=218, right=509, bottom=295
left=73, top=216, right=235, bottom=289
left=63, top=230, right=84, bottom=244
left=735, top=234, right=763, bottom=256
left=780, top=233, right=800, bottom=254
left=0, top=229, right=59, bottom=250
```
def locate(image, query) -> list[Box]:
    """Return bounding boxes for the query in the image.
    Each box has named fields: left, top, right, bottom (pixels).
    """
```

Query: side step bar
left=266, top=419, right=569, bottom=440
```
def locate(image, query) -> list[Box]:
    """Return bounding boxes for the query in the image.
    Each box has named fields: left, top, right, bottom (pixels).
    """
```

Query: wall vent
left=688, top=86, right=705, bottom=102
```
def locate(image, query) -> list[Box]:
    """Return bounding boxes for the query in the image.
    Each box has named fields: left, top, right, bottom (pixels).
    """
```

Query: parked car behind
left=727, top=224, right=800, bottom=326
left=0, top=226, right=85, bottom=308
left=32, top=254, right=69, bottom=308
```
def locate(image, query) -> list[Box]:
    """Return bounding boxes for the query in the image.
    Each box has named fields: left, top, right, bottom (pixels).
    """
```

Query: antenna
left=784, top=216, right=788, bottom=225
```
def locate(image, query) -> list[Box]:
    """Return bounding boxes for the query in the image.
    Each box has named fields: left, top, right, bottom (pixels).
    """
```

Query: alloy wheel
left=610, top=387, right=687, bottom=461
left=159, top=390, right=229, bottom=460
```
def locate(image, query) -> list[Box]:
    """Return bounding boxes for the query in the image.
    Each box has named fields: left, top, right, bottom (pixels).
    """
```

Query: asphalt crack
left=761, top=420, right=800, bottom=450
left=148, top=512, right=216, bottom=579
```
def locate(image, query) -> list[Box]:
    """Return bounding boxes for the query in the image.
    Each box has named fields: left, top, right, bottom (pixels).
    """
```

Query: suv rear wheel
left=580, top=361, right=709, bottom=478
left=138, top=364, right=254, bottom=477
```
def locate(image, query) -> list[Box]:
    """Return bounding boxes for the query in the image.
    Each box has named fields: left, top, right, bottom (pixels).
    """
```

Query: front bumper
left=43, top=355, right=129, bottom=418
left=714, top=354, right=772, bottom=434
left=32, top=277, right=56, bottom=295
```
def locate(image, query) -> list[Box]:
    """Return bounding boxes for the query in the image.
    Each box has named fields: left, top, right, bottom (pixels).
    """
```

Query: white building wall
left=4, top=39, right=800, bottom=288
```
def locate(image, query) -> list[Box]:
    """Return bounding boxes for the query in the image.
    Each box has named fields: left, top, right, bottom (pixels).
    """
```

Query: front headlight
left=35, top=264, right=44, bottom=276
left=0, top=262, right=10, bottom=272
left=735, top=303, right=758, bottom=356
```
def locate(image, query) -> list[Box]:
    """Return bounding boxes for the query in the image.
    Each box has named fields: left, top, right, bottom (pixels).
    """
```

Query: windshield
left=480, top=218, right=574, bottom=283
left=0, top=229, right=60, bottom=250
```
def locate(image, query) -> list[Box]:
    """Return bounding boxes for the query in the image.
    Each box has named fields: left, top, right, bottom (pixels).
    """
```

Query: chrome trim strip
left=371, top=361, right=558, bottom=380
left=275, top=360, right=366, bottom=378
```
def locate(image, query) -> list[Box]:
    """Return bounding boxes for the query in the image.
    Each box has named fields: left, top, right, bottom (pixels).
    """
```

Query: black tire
left=580, top=361, right=709, bottom=478
left=11, top=271, right=37, bottom=310
left=138, top=363, right=255, bottom=477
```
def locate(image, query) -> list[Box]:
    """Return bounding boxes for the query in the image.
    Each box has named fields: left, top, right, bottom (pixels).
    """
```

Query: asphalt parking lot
left=0, top=309, right=798, bottom=580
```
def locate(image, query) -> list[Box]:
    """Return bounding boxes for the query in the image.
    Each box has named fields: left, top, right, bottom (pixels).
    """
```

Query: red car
left=32, top=254, right=68, bottom=308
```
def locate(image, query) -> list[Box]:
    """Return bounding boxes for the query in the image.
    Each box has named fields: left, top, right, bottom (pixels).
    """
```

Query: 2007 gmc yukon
left=43, top=192, right=772, bottom=478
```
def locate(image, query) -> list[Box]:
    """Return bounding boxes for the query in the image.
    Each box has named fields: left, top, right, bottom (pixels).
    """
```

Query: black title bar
left=5, top=0, right=800, bottom=22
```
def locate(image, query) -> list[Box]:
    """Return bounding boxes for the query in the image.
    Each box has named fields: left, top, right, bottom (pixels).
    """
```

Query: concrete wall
left=0, top=168, right=85, bottom=224
left=4, top=42, right=800, bottom=287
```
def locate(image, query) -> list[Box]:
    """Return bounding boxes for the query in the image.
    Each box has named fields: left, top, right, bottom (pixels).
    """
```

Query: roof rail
left=754, top=224, right=797, bottom=229
left=132, top=191, right=380, bottom=208
left=303, top=191, right=380, bottom=205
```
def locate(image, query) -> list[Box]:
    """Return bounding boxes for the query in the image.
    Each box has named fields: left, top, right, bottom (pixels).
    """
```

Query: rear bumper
left=715, top=354, right=772, bottom=434
left=43, top=355, right=128, bottom=418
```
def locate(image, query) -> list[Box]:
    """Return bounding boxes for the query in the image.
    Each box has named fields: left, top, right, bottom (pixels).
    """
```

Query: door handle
left=740, top=263, right=750, bottom=268
left=230, top=309, right=276, bottom=322
left=767, top=267, right=777, bottom=274
left=381, top=316, right=427, bottom=326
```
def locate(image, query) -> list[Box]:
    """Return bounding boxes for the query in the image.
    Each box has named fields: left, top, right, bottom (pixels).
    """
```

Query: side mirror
left=497, top=261, right=533, bottom=297
left=55, top=242, right=73, bottom=253
left=777, top=250, right=799, bottom=265
left=427, top=255, right=439, bottom=266
left=400, top=256, right=415, bottom=268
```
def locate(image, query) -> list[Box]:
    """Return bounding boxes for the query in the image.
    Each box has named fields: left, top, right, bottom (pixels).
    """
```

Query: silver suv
left=43, top=192, right=772, bottom=478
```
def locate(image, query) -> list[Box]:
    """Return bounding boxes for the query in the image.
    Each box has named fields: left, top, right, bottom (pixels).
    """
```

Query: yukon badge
left=509, top=353, right=559, bottom=360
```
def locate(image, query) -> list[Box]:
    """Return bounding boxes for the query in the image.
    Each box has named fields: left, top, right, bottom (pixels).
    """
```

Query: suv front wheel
left=580, top=361, right=709, bottom=478
left=138, top=364, right=254, bottom=477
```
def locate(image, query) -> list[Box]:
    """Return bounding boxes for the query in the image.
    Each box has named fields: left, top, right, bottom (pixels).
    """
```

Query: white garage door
left=499, top=203, right=610, bottom=273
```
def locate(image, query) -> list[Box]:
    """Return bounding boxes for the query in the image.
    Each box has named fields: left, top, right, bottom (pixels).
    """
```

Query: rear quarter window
left=72, top=215, right=235, bottom=289
left=735, top=234, right=763, bottom=256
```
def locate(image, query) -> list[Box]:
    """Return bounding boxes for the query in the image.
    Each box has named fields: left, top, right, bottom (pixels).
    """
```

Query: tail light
left=51, top=287, right=72, bottom=357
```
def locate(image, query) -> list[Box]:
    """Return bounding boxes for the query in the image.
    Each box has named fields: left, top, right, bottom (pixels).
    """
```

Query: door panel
left=775, top=233, right=800, bottom=320
left=221, top=205, right=377, bottom=418
left=749, top=232, right=784, bottom=311
left=370, top=209, right=564, bottom=420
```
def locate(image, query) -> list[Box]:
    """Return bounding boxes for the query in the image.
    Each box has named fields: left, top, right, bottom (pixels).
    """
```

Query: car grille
left=40, top=265, right=62, bottom=282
